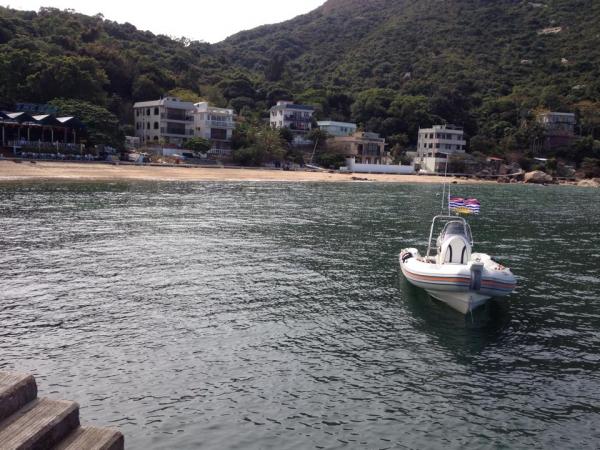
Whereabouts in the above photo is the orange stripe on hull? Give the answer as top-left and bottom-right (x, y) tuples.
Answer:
(403, 267), (515, 289)
(402, 268), (469, 284)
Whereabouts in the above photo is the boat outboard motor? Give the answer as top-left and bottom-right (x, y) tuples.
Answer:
(470, 262), (484, 291)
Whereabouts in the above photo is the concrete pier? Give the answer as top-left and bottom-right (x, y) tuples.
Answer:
(0, 371), (123, 450)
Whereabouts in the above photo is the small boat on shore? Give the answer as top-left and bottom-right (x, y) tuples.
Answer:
(399, 215), (517, 314)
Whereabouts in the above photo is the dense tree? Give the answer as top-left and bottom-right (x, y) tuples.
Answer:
(25, 56), (108, 104)
(168, 88), (202, 103)
(575, 101), (600, 138)
(351, 89), (395, 125)
(265, 54), (286, 82)
(218, 77), (256, 101)
(232, 123), (286, 166)
(229, 96), (255, 113)
(49, 98), (123, 148)
(183, 137), (211, 154)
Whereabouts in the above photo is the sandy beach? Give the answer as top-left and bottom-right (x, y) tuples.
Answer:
(0, 160), (490, 184)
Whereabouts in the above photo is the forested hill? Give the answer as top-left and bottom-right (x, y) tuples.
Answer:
(1, 1), (600, 157)
(220, 0), (600, 160)
(220, 0), (600, 96)
(0, 6), (240, 126)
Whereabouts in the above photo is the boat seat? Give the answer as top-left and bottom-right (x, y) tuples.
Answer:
(438, 235), (471, 265)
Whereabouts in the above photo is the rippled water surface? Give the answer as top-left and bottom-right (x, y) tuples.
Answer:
(1, 181), (599, 449)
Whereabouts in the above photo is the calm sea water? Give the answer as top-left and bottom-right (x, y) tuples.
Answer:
(0, 181), (599, 449)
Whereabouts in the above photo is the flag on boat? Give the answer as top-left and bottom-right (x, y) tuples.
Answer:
(449, 196), (480, 214)
(448, 196), (465, 209)
(464, 198), (481, 214)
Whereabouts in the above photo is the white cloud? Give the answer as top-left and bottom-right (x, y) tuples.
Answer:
(5, 0), (325, 43)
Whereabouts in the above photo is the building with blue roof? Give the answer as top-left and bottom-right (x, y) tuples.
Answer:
(269, 101), (315, 145)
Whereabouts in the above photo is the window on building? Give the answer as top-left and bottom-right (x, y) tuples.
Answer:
(146, 109), (150, 116)
(147, 123), (150, 129)
(154, 107), (159, 115)
(136, 110), (139, 117)
(154, 122), (159, 130)
(211, 128), (227, 140)
(153, 136), (158, 141)
(435, 143), (440, 149)
(136, 123), (140, 130)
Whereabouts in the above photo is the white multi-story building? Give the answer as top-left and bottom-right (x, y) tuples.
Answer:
(193, 102), (235, 156)
(317, 121), (357, 137)
(133, 97), (194, 147)
(270, 101), (315, 144)
(416, 124), (466, 173)
(133, 98), (236, 155)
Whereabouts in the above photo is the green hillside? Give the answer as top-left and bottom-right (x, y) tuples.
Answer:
(0, 6), (242, 130)
(221, 0), (600, 97)
(218, 0), (600, 131)
(1, 1), (600, 167)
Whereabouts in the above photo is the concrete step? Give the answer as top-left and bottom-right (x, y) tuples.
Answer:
(0, 372), (37, 422)
(52, 426), (124, 450)
(0, 398), (79, 450)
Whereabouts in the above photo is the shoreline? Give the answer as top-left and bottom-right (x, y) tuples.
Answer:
(0, 160), (493, 184)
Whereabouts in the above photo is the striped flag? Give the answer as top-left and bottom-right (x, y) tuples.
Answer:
(449, 196), (480, 214)
(464, 198), (481, 214)
(448, 196), (465, 209)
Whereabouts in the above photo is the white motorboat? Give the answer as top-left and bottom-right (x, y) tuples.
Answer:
(399, 215), (517, 314)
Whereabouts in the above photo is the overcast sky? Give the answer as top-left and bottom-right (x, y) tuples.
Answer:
(6, 0), (326, 43)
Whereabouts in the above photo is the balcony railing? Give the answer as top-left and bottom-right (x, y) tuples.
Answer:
(162, 128), (190, 136)
(284, 115), (311, 123)
(206, 120), (235, 128)
(161, 113), (193, 122)
(208, 148), (232, 156)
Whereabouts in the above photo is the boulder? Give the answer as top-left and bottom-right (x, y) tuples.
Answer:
(524, 170), (553, 184)
(577, 178), (600, 187)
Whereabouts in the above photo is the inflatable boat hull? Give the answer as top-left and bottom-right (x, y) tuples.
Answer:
(399, 248), (516, 314)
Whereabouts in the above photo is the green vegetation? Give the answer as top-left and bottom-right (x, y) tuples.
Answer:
(232, 122), (286, 166)
(183, 137), (211, 154)
(49, 98), (123, 148)
(218, 0), (600, 171)
(0, 6), (231, 137)
(2, 1), (600, 172)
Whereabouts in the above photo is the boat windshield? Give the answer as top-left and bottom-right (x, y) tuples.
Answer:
(439, 221), (473, 244)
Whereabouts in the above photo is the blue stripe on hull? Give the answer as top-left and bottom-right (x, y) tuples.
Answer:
(402, 271), (514, 295)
